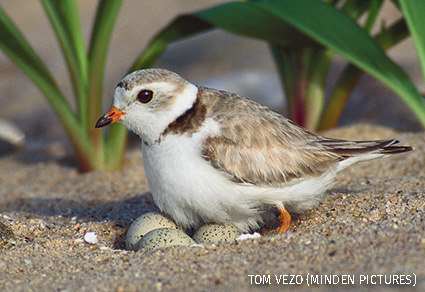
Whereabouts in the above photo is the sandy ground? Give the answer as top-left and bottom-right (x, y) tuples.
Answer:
(1, 1), (424, 291)
(0, 126), (424, 292)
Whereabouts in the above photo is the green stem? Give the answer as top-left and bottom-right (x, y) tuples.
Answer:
(340, 0), (374, 20)
(318, 66), (362, 131)
(40, 0), (89, 128)
(30, 68), (97, 172)
(270, 44), (331, 131)
(0, 4), (98, 171)
(399, 0), (425, 87)
(88, 0), (124, 169)
(363, 0), (383, 33)
(130, 38), (168, 72)
(105, 123), (128, 171)
(319, 19), (410, 131)
(269, 45), (297, 121)
(304, 49), (333, 131)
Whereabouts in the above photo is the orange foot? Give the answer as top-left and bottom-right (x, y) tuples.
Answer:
(277, 205), (291, 234)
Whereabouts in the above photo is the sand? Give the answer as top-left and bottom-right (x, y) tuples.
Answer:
(0, 125), (424, 292)
(1, 1), (424, 291)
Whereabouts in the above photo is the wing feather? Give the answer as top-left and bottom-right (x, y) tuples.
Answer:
(199, 90), (339, 186)
(197, 87), (412, 187)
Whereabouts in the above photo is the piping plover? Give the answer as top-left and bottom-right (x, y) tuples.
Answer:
(96, 69), (413, 233)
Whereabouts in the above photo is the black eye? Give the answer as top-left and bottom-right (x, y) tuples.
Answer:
(137, 90), (154, 103)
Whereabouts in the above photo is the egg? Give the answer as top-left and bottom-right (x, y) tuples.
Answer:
(134, 228), (195, 251)
(193, 223), (241, 244)
(126, 212), (179, 251)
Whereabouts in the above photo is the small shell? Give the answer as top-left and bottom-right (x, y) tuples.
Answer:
(84, 231), (98, 244)
(134, 228), (194, 252)
(236, 232), (261, 241)
(126, 212), (178, 251)
(0, 119), (25, 147)
(193, 223), (241, 244)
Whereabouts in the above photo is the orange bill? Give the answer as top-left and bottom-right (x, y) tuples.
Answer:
(95, 107), (124, 128)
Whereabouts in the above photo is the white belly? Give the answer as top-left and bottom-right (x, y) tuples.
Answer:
(141, 121), (338, 232)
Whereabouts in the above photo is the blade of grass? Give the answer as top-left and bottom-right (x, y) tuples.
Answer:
(0, 5), (74, 134)
(193, 2), (317, 49)
(340, 0), (375, 20)
(319, 18), (410, 130)
(130, 16), (214, 71)
(316, 0), (384, 131)
(0, 5), (97, 170)
(40, 0), (89, 127)
(88, 0), (124, 167)
(270, 0), (375, 130)
(0, 5), (58, 94)
(130, 3), (319, 71)
(291, 50), (306, 126)
(271, 45), (332, 130)
(399, 0), (425, 86)
(255, 0), (425, 128)
(363, 0), (383, 33)
(304, 48), (333, 130)
(134, 0), (425, 129)
(269, 45), (297, 118)
(105, 123), (127, 171)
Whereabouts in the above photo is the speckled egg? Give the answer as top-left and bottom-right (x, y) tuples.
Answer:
(193, 223), (241, 244)
(126, 212), (179, 251)
(134, 228), (195, 251)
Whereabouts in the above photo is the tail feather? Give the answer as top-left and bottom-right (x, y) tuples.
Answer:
(320, 139), (414, 173)
(377, 140), (414, 154)
(321, 139), (413, 158)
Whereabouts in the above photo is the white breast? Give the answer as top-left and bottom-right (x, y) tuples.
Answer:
(141, 119), (339, 231)
(141, 118), (260, 229)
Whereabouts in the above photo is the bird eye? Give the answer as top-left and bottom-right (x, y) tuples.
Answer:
(137, 90), (154, 103)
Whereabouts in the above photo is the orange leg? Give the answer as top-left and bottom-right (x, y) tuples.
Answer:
(277, 205), (291, 233)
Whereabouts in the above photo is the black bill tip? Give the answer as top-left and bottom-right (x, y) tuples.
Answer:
(95, 115), (113, 128)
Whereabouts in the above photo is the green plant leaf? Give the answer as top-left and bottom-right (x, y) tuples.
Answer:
(0, 2), (130, 172)
(105, 123), (127, 171)
(40, 0), (89, 125)
(303, 48), (333, 130)
(0, 6), (52, 84)
(88, 0), (124, 113)
(399, 0), (425, 86)
(130, 2), (319, 71)
(252, 0), (413, 97)
(192, 2), (317, 48)
(130, 16), (214, 71)
(0, 4), (98, 170)
(87, 0), (124, 166)
(363, 0), (383, 33)
(320, 18), (410, 130)
(340, 0), (375, 20)
(0, 4), (76, 133)
(133, 0), (425, 129)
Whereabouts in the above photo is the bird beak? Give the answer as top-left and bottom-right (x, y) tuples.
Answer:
(95, 107), (124, 128)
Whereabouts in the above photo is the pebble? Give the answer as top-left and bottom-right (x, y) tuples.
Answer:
(192, 223), (241, 244)
(134, 228), (195, 252)
(0, 119), (25, 149)
(0, 221), (14, 248)
(126, 212), (179, 251)
(84, 232), (98, 244)
(236, 232), (261, 241)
